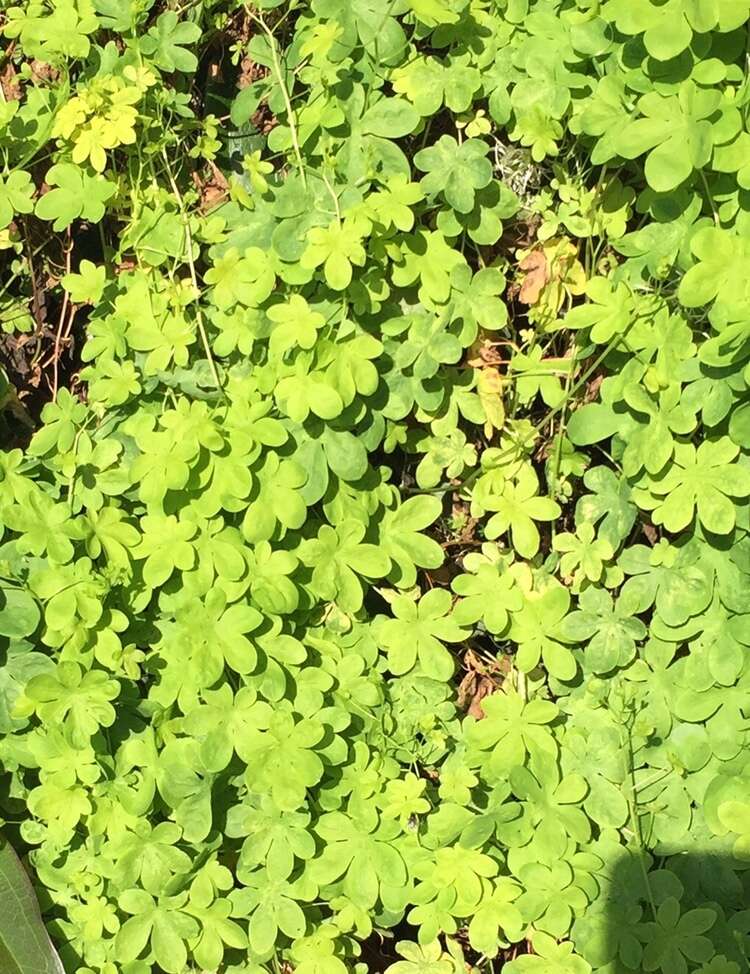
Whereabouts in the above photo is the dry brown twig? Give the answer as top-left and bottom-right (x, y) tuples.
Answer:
(51, 234), (74, 401)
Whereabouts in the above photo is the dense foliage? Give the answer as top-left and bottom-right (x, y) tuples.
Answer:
(1, 0), (750, 972)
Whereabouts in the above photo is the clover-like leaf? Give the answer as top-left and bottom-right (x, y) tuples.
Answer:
(0, 170), (34, 229)
(616, 82), (720, 193)
(466, 691), (559, 776)
(505, 931), (591, 974)
(640, 897), (716, 974)
(648, 438), (750, 535)
(553, 522), (614, 587)
(35, 164), (116, 230)
(240, 705), (326, 810)
(61, 260), (107, 305)
(18, 662), (119, 747)
(379, 589), (469, 681)
(414, 135), (493, 213)
(575, 466), (637, 548)
(452, 559), (523, 634)
(140, 11), (201, 72)
(485, 465), (561, 558)
(116, 890), (199, 974)
(301, 219), (368, 290)
(560, 586), (646, 674)
(300, 520), (391, 612)
(717, 801), (750, 860)
(508, 580), (576, 680)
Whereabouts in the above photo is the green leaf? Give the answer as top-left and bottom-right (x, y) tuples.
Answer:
(301, 219), (367, 290)
(380, 589), (468, 680)
(0, 586), (40, 638)
(0, 171), (35, 229)
(300, 520), (391, 612)
(563, 277), (633, 344)
(378, 495), (444, 588)
(505, 932), (591, 974)
(406, 0), (464, 27)
(452, 558), (523, 634)
(361, 98), (420, 138)
(560, 587), (645, 674)
(140, 11), (201, 72)
(414, 135), (493, 213)
(61, 260), (107, 304)
(508, 579), (575, 680)
(466, 690), (559, 775)
(35, 164), (116, 231)
(484, 465), (560, 558)
(615, 82), (719, 192)
(0, 835), (65, 974)
(678, 227), (745, 309)
(567, 403), (621, 446)
(648, 438), (750, 535)
(575, 466), (637, 548)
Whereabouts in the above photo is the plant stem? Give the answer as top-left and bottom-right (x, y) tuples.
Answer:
(699, 168), (720, 226)
(161, 148), (223, 396)
(246, 8), (307, 190)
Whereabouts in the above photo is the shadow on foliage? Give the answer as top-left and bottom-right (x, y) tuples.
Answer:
(580, 848), (750, 972)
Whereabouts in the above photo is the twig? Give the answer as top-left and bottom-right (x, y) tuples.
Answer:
(52, 234), (74, 402)
(51, 303), (76, 400)
(21, 217), (47, 334)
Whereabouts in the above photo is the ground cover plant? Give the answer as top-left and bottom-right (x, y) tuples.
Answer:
(1, 0), (750, 971)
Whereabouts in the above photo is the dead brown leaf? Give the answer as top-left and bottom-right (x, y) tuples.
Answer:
(238, 55), (266, 89)
(207, 161), (229, 191)
(466, 334), (505, 368)
(0, 60), (21, 101)
(193, 162), (230, 213)
(225, 9), (253, 46)
(200, 185), (227, 212)
(584, 373), (604, 404)
(252, 104), (278, 135)
(518, 249), (549, 305)
(444, 499), (479, 550)
(425, 565), (454, 586)
(29, 59), (59, 83)
(457, 649), (507, 719)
